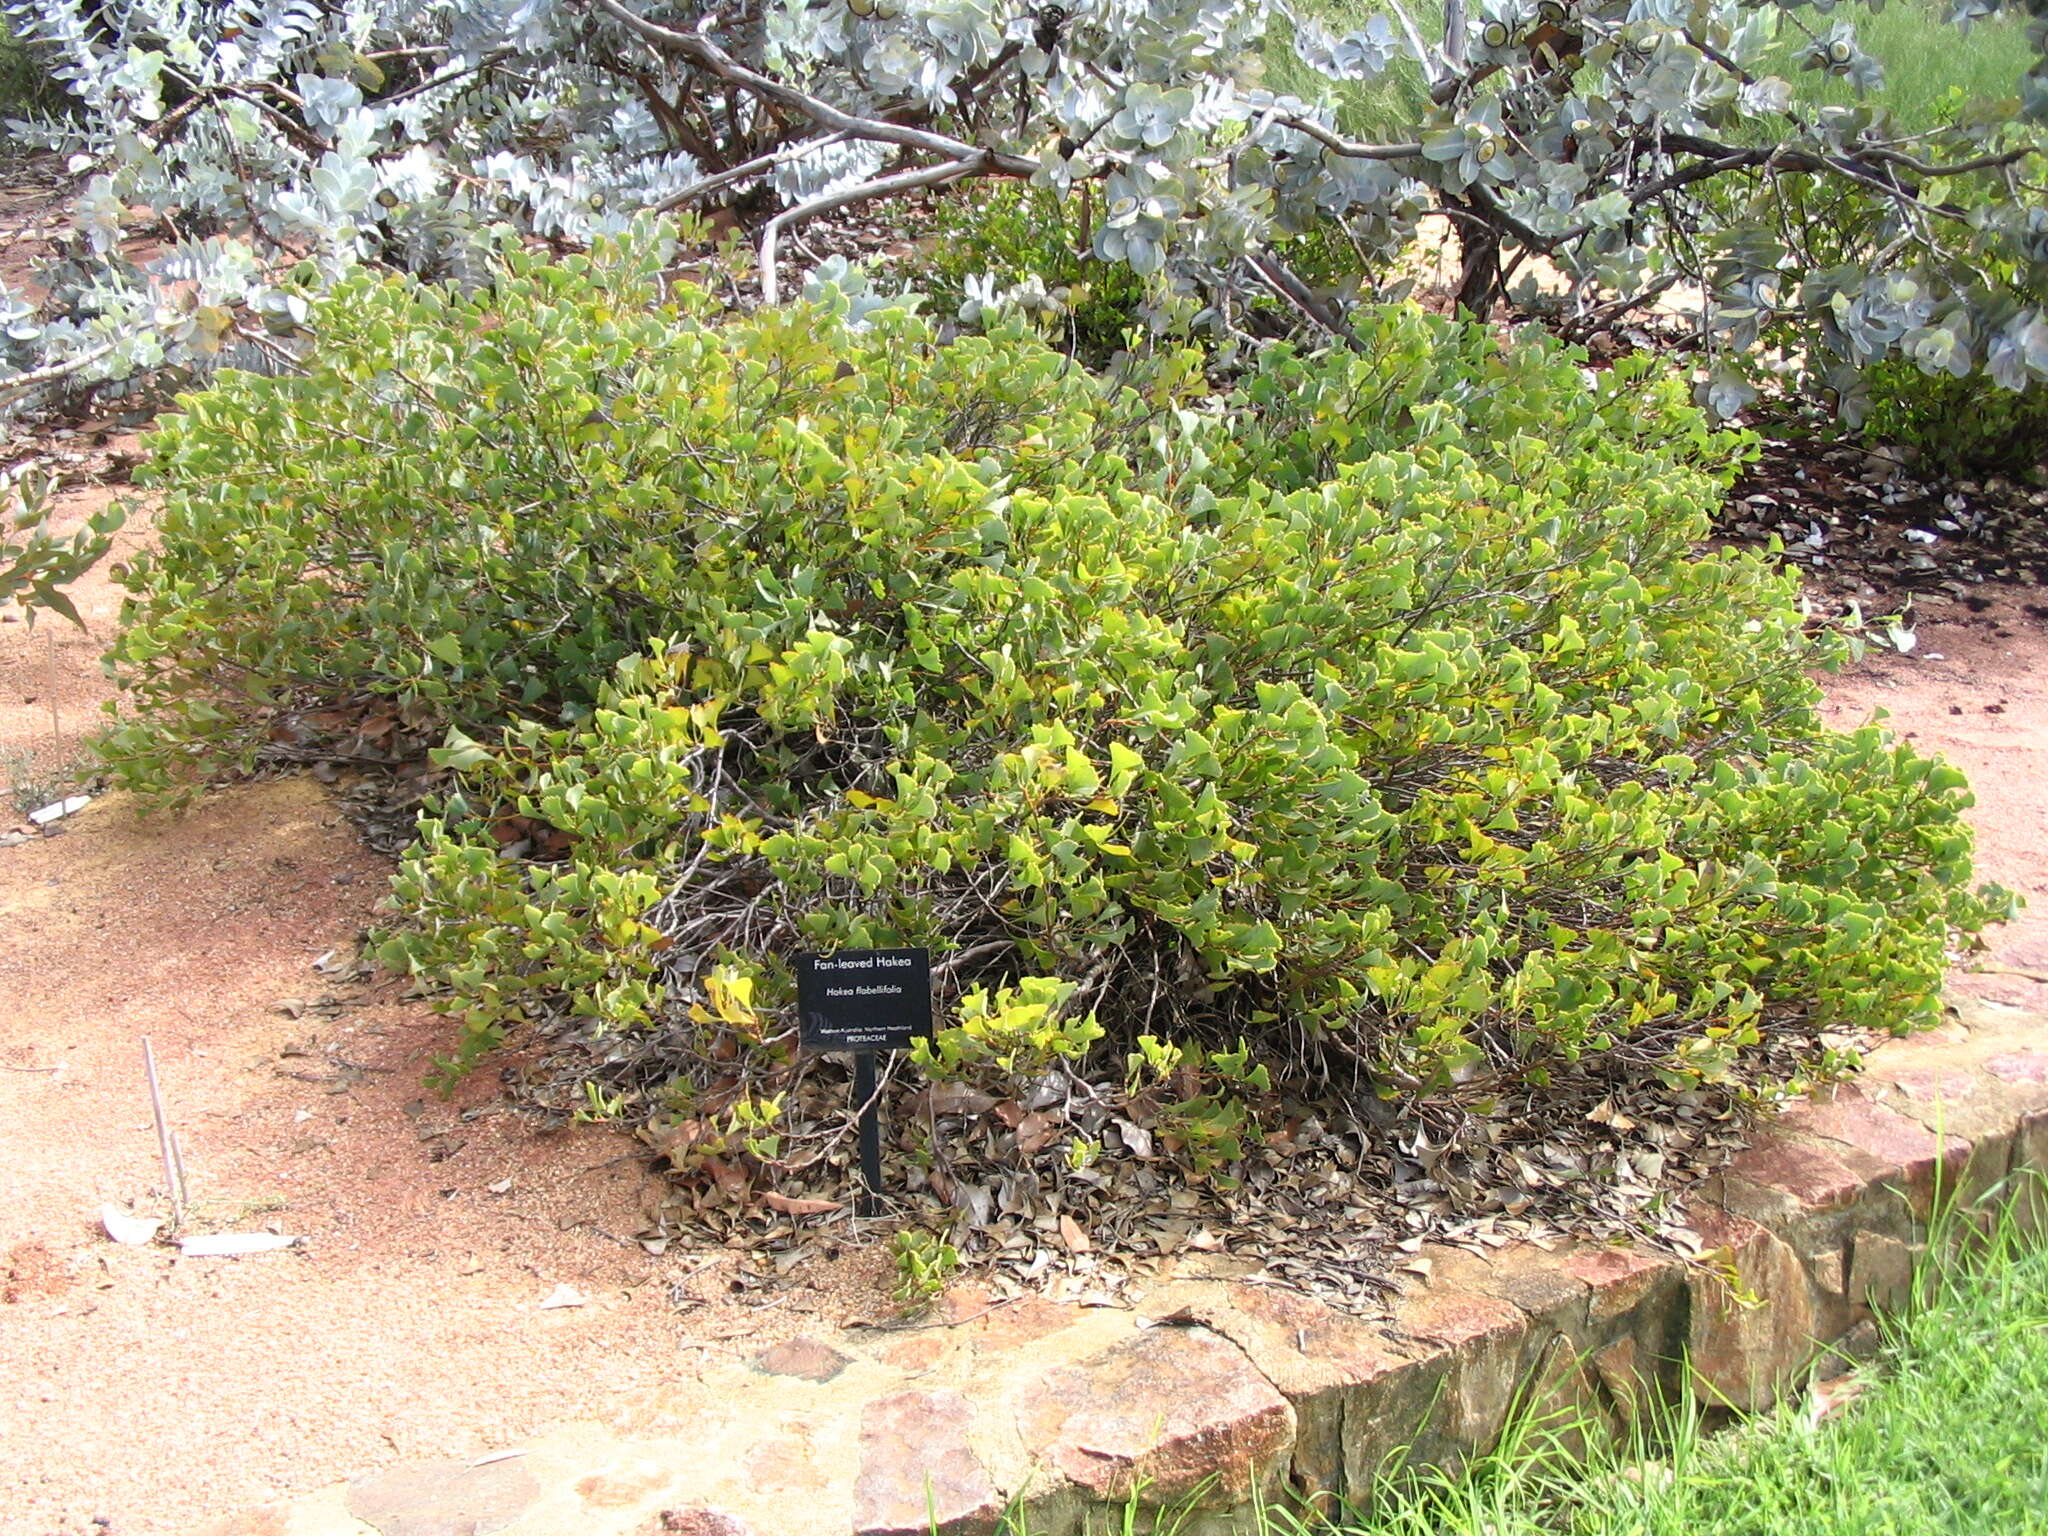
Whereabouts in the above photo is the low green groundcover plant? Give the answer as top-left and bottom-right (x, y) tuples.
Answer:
(101, 227), (2007, 1218)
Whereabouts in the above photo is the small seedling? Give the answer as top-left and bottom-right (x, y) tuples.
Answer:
(890, 1227), (960, 1304)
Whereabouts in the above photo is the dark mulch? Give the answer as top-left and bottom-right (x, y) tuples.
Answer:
(1719, 404), (2048, 623)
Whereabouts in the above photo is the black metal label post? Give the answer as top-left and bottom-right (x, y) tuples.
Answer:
(795, 948), (931, 1216)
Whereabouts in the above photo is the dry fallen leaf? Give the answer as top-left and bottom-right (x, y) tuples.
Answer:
(643, 1117), (711, 1162)
(1058, 1214), (1092, 1254)
(761, 1191), (843, 1217)
(702, 1156), (749, 1201)
(925, 1083), (997, 1117)
(1016, 1111), (1058, 1156)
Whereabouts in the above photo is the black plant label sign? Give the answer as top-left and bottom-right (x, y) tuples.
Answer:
(796, 948), (932, 1053)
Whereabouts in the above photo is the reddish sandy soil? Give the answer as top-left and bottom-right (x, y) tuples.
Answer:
(0, 469), (2042, 1535)
(1818, 592), (2048, 1008)
(0, 481), (887, 1536)
(0, 180), (72, 301)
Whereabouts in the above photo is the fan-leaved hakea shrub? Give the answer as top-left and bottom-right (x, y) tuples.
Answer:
(2, 0), (2044, 420)
(102, 231), (2006, 1235)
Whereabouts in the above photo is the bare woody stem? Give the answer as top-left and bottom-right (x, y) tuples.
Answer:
(587, 0), (1037, 178)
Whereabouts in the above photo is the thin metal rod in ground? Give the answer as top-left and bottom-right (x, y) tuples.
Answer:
(853, 1050), (882, 1219)
(169, 1128), (189, 1213)
(45, 627), (61, 749)
(141, 1038), (185, 1227)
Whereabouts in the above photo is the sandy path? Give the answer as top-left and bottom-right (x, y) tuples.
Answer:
(1817, 593), (2048, 1010)
(0, 482), (883, 1536)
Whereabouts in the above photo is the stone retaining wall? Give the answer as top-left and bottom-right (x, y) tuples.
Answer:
(203, 997), (2048, 1536)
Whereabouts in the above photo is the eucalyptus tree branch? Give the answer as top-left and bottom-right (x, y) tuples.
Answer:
(4, 0), (2042, 408)
(212, 81), (329, 156)
(1660, 132), (2037, 184)
(1457, 128), (2024, 269)
(758, 157), (988, 305)
(1685, 30), (1757, 87)
(586, 0), (1037, 177)
(949, 40), (1024, 111)
(1248, 252), (1346, 337)
(1557, 275), (1685, 342)
(1458, 183), (1549, 254)
(0, 344), (115, 402)
(376, 53), (509, 109)
(1273, 115), (1424, 161)
(1644, 133), (2011, 232)
(653, 133), (853, 213)
(1432, 61), (1499, 106)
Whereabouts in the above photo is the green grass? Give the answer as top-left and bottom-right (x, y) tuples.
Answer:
(1247, 1180), (2048, 1536)
(1762, 0), (2033, 128)
(1267, 0), (2033, 138)
(1259, 1), (1443, 145)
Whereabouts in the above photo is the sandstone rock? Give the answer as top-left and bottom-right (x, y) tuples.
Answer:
(1146, 1281), (1411, 1400)
(852, 1390), (1001, 1536)
(744, 1422), (834, 1497)
(1590, 1336), (1649, 1421)
(1422, 1244), (1587, 1334)
(875, 1333), (952, 1375)
(1518, 1333), (1616, 1457)
(344, 1459), (542, 1536)
(1686, 1211), (1815, 1413)
(1848, 1231), (1918, 1314)
(961, 1294), (1079, 1351)
(2008, 1113), (2048, 1237)
(1797, 1244), (1857, 1343)
(1986, 1050), (2048, 1085)
(932, 1283), (996, 1324)
(1875, 1057), (2036, 1147)
(1721, 1135), (1880, 1214)
(1809, 1249), (1847, 1303)
(195, 1496), (380, 1536)
(192, 1510), (294, 1536)
(1015, 1326), (1293, 1507)
(1880, 1062), (1982, 1104)
(1555, 1245), (1681, 1329)
(1783, 1087), (1942, 1159)
(1139, 1280), (1412, 1500)
(1776, 1089), (1965, 1207)
(574, 1458), (677, 1510)
(754, 1335), (852, 1383)
(1359, 1283), (1526, 1480)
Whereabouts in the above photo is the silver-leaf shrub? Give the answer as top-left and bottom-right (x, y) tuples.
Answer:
(0, 0), (2043, 413)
